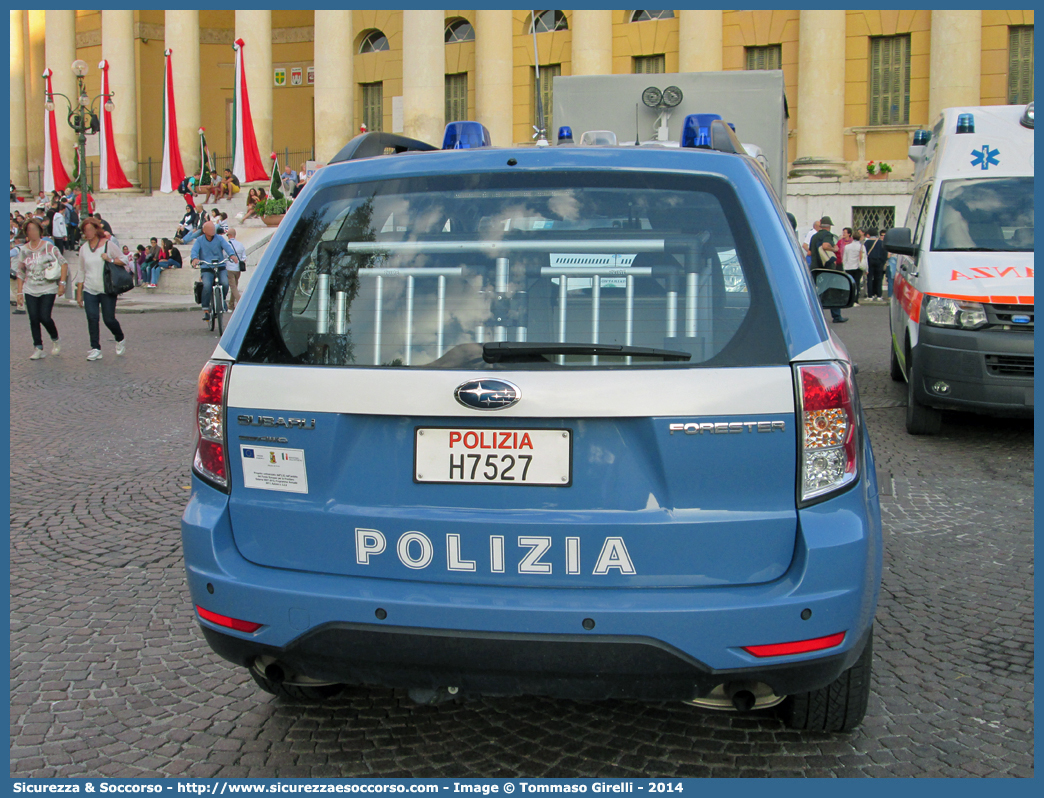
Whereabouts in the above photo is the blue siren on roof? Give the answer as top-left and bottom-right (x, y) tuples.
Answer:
(442, 121), (492, 149)
(956, 113), (975, 134)
(681, 113), (723, 149)
(557, 126), (574, 144)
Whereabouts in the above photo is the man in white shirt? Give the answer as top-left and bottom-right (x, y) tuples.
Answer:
(226, 228), (247, 310)
(802, 220), (820, 266)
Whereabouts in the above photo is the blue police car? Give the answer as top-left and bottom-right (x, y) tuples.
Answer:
(183, 119), (881, 731)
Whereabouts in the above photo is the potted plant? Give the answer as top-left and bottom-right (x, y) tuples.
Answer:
(257, 196), (292, 226)
(878, 162), (893, 177)
(866, 160), (877, 176)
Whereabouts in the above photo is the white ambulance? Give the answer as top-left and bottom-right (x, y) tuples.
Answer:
(885, 103), (1034, 434)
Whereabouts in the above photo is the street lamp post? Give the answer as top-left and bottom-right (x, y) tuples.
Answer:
(44, 59), (115, 219)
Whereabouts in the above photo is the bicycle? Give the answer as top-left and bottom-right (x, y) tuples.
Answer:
(196, 258), (231, 335)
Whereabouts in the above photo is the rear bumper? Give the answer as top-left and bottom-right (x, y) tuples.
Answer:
(182, 445), (881, 700)
(915, 325), (1034, 416)
(202, 621), (873, 701)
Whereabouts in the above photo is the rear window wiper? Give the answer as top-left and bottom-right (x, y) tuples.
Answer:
(482, 342), (692, 363)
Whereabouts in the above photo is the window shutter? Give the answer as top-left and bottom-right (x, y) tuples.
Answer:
(1009, 26), (1034, 104)
(445, 73), (468, 123)
(745, 46), (781, 71)
(869, 35), (910, 126)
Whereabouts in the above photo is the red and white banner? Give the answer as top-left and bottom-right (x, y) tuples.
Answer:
(159, 49), (186, 193)
(42, 69), (71, 194)
(98, 59), (132, 190)
(231, 38), (268, 183)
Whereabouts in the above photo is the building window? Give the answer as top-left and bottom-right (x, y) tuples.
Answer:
(868, 35), (911, 126)
(852, 206), (896, 234)
(362, 82), (383, 132)
(745, 45), (782, 71)
(630, 11), (674, 22)
(445, 18), (475, 44)
(359, 30), (389, 54)
(528, 11), (568, 34)
(1008, 26), (1034, 105)
(533, 64), (562, 137)
(445, 73), (468, 123)
(633, 55), (666, 74)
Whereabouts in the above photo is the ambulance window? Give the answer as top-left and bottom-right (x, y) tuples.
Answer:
(912, 185), (933, 247)
(931, 177), (1034, 252)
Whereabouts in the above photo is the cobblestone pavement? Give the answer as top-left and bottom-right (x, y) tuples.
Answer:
(10, 302), (1033, 778)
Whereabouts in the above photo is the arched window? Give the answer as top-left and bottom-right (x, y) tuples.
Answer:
(630, 11), (675, 23)
(359, 29), (389, 54)
(528, 10), (568, 34)
(445, 18), (475, 44)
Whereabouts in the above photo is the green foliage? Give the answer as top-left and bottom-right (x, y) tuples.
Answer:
(256, 197), (292, 217)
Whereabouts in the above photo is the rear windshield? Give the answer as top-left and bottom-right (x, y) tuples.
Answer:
(931, 177), (1034, 252)
(238, 170), (787, 369)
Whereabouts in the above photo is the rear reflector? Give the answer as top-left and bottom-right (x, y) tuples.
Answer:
(196, 605), (263, 633)
(743, 631), (846, 658)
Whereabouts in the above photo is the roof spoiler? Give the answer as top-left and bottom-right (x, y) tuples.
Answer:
(709, 120), (744, 155)
(329, 132), (438, 164)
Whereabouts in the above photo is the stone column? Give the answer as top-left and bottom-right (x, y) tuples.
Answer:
(102, 9), (140, 186)
(475, 10), (513, 146)
(314, 10), (353, 163)
(10, 11), (30, 192)
(235, 10), (273, 169)
(165, 10), (201, 177)
(571, 10), (612, 76)
(402, 9), (445, 146)
(791, 10), (846, 178)
(929, 10), (982, 121)
(679, 10), (723, 72)
(45, 10), (77, 169)
(26, 10), (46, 183)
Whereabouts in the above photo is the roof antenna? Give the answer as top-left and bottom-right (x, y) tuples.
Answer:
(531, 11), (548, 146)
(635, 103), (641, 146)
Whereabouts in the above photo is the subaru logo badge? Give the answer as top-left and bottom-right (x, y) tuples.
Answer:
(454, 379), (521, 411)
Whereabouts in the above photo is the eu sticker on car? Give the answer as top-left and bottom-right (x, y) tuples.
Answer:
(414, 428), (572, 486)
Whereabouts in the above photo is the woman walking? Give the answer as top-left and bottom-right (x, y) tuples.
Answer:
(13, 218), (67, 360)
(75, 217), (129, 361)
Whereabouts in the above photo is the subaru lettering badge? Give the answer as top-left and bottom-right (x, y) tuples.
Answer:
(454, 379), (521, 411)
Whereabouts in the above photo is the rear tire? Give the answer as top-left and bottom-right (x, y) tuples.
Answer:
(780, 628), (873, 732)
(905, 347), (942, 435)
(249, 669), (345, 701)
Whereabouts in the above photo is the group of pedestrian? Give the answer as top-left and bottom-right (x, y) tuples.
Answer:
(12, 214), (129, 361)
(803, 216), (893, 323)
(177, 168), (241, 208)
(132, 236), (184, 288)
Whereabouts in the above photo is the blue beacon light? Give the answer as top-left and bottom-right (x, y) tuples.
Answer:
(442, 121), (492, 149)
(557, 126), (574, 144)
(681, 113), (722, 148)
(956, 113), (975, 134)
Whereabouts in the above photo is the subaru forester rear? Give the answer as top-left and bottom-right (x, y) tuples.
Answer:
(182, 132), (881, 731)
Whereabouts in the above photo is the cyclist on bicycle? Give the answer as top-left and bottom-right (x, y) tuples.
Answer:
(189, 221), (239, 322)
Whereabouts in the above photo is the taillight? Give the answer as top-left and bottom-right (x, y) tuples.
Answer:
(795, 362), (858, 503)
(193, 361), (230, 490)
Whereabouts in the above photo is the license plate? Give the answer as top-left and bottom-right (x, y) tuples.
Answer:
(414, 427), (572, 486)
